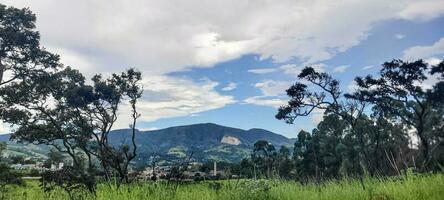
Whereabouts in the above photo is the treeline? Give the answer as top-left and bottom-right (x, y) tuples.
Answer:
(231, 59), (444, 182)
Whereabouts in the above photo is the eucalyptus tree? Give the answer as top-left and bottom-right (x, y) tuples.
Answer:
(252, 140), (277, 178)
(352, 59), (444, 169)
(292, 130), (320, 181)
(276, 67), (370, 175)
(277, 145), (294, 179)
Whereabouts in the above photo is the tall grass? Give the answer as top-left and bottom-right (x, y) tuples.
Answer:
(2, 173), (444, 200)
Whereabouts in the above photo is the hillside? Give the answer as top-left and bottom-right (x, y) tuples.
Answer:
(1, 123), (295, 164)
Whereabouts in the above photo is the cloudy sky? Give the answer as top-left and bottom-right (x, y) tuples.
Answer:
(1, 0), (444, 137)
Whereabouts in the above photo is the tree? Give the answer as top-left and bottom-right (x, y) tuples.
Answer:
(292, 130), (321, 182)
(353, 59), (444, 169)
(0, 142), (23, 199)
(91, 69), (143, 183)
(0, 4), (60, 87)
(2, 67), (99, 194)
(1, 65), (143, 193)
(239, 158), (254, 178)
(0, 142), (5, 162)
(44, 149), (65, 169)
(277, 145), (294, 179)
(276, 66), (370, 176)
(9, 155), (24, 164)
(312, 114), (347, 178)
(252, 140), (276, 178)
(0, 3), (145, 194)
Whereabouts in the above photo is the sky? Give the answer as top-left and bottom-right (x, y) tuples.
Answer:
(1, 0), (444, 138)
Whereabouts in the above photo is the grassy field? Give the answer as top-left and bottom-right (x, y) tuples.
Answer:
(2, 173), (444, 200)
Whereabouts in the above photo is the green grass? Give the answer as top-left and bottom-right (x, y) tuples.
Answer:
(2, 173), (444, 200)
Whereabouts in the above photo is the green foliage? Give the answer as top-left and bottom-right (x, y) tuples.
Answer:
(0, 3), (144, 193)
(353, 59), (444, 170)
(252, 140), (278, 178)
(0, 142), (5, 157)
(276, 59), (444, 181)
(0, 4), (60, 87)
(0, 142), (23, 199)
(43, 149), (65, 168)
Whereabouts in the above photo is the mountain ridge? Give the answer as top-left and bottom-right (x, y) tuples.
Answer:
(1, 123), (296, 164)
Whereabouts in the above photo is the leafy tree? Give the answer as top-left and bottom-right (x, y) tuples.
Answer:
(1, 67), (99, 194)
(252, 140), (277, 178)
(44, 149), (65, 169)
(0, 3), (143, 193)
(276, 66), (370, 175)
(9, 155), (24, 164)
(292, 130), (321, 182)
(0, 4), (60, 87)
(0, 142), (5, 161)
(41, 166), (95, 199)
(0, 142), (23, 199)
(277, 145), (294, 179)
(275, 61), (427, 181)
(312, 115), (347, 178)
(352, 59), (444, 169)
(239, 158), (254, 178)
(2, 66), (143, 188)
(90, 69), (143, 183)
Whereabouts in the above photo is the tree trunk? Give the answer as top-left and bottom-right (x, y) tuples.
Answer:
(0, 60), (5, 85)
(417, 126), (430, 170)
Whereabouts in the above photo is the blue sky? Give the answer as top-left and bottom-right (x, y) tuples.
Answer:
(145, 17), (444, 138)
(1, 0), (444, 137)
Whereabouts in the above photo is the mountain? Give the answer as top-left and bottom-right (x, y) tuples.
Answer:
(1, 123), (295, 164)
(0, 134), (10, 142)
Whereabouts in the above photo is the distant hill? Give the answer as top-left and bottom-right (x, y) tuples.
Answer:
(1, 123), (295, 164)
(0, 134), (10, 142)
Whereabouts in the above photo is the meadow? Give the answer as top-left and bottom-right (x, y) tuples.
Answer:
(2, 173), (443, 200)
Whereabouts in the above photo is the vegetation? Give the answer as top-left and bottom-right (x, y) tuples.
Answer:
(0, 173), (443, 200)
(0, 3), (143, 194)
(272, 60), (443, 181)
(0, 3), (443, 200)
(0, 142), (23, 199)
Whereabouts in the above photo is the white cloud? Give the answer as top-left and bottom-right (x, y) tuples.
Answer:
(4, 0), (444, 75)
(49, 47), (98, 79)
(416, 57), (442, 90)
(248, 68), (277, 74)
(221, 82), (237, 91)
(397, 0), (444, 21)
(424, 57), (443, 66)
(311, 108), (324, 125)
(243, 96), (288, 108)
(243, 80), (291, 108)
(347, 81), (359, 93)
(394, 34), (405, 39)
(139, 127), (159, 131)
(333, 65), (350, 73)
(114, 76), (236, 128)
(254, 80), (293, 96)
(3, 0), (444, 127)
(362, 65), (375, 70)
(402, 38), (444, 91)
(403, 37), (444, 60)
